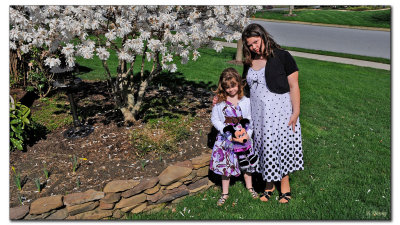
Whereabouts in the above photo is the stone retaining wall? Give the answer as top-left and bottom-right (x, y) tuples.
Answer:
(10, 152), (214, 220)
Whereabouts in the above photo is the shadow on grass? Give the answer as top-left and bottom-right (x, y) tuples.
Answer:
(25, 69), (219, 147)
(74, 64), (93, 76)
(207, 166), (271, 194)
(24, 121), (50, 151)
(370, 12), (391, 23)
(19, 91), (38, 108)
(53, 70), (217, 127)
(137, 71), (216, 122)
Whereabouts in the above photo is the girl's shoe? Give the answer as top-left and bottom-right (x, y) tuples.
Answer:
(278, 192), (291, 204)
(260, 186), (275, 202)
(217, 193), (229, 206)
(247, 187), (258, 199)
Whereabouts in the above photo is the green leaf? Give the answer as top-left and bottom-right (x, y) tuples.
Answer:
(10, 119), (19, 124)
(26, 86), (34, 92)
(10, 124), (18, 133)
(21, 107), (30, 117)
(10, 138), (23, 151)
(22, 117), (30, 125)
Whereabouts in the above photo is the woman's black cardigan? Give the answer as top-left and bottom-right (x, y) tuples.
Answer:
(242, 48), (298, 95)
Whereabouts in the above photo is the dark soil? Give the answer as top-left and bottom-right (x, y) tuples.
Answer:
(9, 75), (218, 208)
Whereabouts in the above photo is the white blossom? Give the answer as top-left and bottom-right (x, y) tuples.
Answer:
(61, 43), (75, 57)
(146, 52), (153, 62)
(66, 56), (75, 67)
(124, 39), (144, 54)
(192, 50), (200, 61)
(164, 63), (177, 73)
(180, 49), (189, 58)
(139, 31), (151, 41)
(20, 44), (30, 54)
(204, 17), (217, 28)
(44, 57), (61, 68)
(78, 45), (94, 59)
(118, 50), (134, 63)
(9, 5), (260, 75)
(224, 34), (234, 43)
(163, 53), (173, 63)
(147, 39), (162, 52)
(10, 41), (17, 50)
(9, 28), (20, 41)
(90, 19), (100, 30)
(22, 32), (33, 43)
(188, 9), (200, 24)
(96, 47), (110, 61)
(232, 31), (242, 41)
(105, 30), (117, 41)
(213, 42), (223, 53)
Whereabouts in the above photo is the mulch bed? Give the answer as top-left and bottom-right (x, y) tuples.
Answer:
(9, 77), (217, 208)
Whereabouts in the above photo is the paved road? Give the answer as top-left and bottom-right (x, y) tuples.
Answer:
(217, 41), (390, 71)
(251, 19), (391, 59)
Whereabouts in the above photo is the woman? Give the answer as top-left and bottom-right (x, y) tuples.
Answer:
(242, 23), (304, 203)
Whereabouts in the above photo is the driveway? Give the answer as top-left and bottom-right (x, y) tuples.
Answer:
(251, 19), (391, 59)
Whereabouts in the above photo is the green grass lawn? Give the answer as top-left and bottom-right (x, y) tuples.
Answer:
(253, 8), (391, 29)
(72, 46), (391, 220)
(282, 46), (391, 64)
(120, 47), (390, 220)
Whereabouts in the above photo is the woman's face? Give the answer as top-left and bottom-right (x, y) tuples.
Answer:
(246, 36), (264, 55)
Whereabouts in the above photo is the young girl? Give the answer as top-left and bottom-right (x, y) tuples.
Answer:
(210, 67), (258, 206)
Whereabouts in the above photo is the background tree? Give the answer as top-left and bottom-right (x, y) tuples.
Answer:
(10, 5), (261, 122)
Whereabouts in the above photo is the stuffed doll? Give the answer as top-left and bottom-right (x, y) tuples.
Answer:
(223, 118), (258, 169)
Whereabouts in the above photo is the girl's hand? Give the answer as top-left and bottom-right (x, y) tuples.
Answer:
(212, 95), (218, 106)
(288, 113), (299, 133)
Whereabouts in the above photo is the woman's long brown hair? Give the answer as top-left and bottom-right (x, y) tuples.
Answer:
(242, 23), (281, 66)
(214, 67), (245, 104)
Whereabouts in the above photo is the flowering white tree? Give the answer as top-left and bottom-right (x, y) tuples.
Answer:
(10, 5), (261, 122)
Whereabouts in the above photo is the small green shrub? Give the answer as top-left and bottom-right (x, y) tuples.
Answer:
(130, 127), (175, 157)
(11, 166), (22, 191)
(43, 163), (49, 179)
(10, 98), (32, 151)
(34, 178), (41, 192)
(26, 70), (49, 98)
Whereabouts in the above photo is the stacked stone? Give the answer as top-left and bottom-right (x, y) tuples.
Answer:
(10, 153), (213, 220)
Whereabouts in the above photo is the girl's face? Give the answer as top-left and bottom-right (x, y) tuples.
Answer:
(246, 36), (264, 55)
(224, 81), (239, 98)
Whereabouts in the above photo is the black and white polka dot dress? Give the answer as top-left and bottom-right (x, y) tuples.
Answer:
(247, 67), (304, 182)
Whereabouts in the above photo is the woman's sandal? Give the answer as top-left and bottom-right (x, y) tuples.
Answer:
(278, 192), (292, 204)
(247, 187), (259, 199)
(217, 193), (229, 206)
(260, 187), (275, 202)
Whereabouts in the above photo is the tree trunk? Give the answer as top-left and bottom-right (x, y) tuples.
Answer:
(235, 38), (243, 63)
(289, 5), (294, 16)
(10, 51), (19, 85)
(119, 53), (162, 123)
(120, 94), (136, 122)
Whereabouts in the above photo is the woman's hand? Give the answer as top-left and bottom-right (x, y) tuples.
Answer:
(288, 113), (299, 132)
(287, 71), (300, 133)
(212, 95), (218, 106)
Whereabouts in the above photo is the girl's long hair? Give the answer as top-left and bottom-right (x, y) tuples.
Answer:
(242, 23), (281, 66)
(214, 67), (244, 103)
